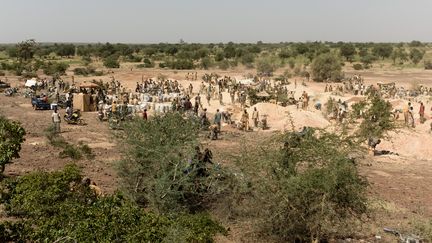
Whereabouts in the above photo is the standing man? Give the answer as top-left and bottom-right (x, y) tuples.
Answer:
(218, 92), (223, 105)
(241, 109), (250, 131)
(214, 109), (222, 132)
(142, 109), (148, 121)
(252, 107), (259, 128)
(403, 102), (411, 126)
(419, 102), (425, 124)
(52, 108), (61, 133)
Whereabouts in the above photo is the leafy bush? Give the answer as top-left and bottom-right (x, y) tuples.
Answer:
(409, 48), (425, 64)
(0, 116), (26, 173)
(256, 56), (277, 74)
(124, 54), (142, 62)
(425, 60), (432, 70)
(42, 61), (69, 75)
(246, 129), (367, 242)
(311, 53), (343, 82)
(218, 60), (230, 70)
(353, 63), (363, 70)
(103, 55), (120, 68)
(136, 58), (155, 68)
(73, 66), (103, 76)
(117, 113), (231, 213)
(44, 126), (94, 160)
(355, 95), (395, 141)
(0, 165), (226, 242)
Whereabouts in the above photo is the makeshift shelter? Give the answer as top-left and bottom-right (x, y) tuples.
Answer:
(78, 82), (99, 89)
(73, 93), (95, 112)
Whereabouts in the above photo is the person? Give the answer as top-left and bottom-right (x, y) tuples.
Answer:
(403, 102), (411, 126)
(52, 108), (61, 133)
(65, 106), (73, 119)
(194, 99), (199, 115)
(252, 107), (259, 128)
(408, 106), (415, 128)
(419, 102), (425, 124)
(200, 108), (209, 127)
(368, 137), (381, 155)
(218, 92), (223, 105)
(241, 109), (249, 131)
(195, 94), (202, 108)
(230, 89), (235, 104)
(112, 101), (118, 115)
(206, 91), (211, 106)
(142, 109), (148, 120)
(214, 109), (222, 132)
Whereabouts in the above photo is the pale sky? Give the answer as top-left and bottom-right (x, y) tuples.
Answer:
(1, 0), (431, 43)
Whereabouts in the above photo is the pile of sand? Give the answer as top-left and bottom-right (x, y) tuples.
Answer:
(380, 122), (432, 161)
(232, 102), (330, 131)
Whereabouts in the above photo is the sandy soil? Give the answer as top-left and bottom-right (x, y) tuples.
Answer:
(1, 65), (432, 241)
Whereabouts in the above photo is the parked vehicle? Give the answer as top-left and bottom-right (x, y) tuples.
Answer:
(31, 97), (51, 110)
(64, 110), (85, 125)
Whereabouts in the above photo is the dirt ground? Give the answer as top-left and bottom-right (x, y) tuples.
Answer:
(1, 66), (432, 242)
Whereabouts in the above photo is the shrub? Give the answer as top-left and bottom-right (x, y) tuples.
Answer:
(44, 126), (93, 160)
(124, 54), (142, 62)
(117, 113), (231, 213)
(353, 63), (363, 70)
(425, 60), (432, 70)
(200, 57), (213, 69)
(218, 60), (230, 70)
(73, 66), (103, 76)
(0, 165), (226, 242)
(103, 55), (120, 68)
(355, 94), (395, 142)
(246, 129), (367, 242)
(0, 70), (5, 76)
(0, 116), (26, 173)
(136, 58), (155, 68)
(42, 61), (69, 75)
(311, 53), (343, 82)
(59, 144), (82, 160)
(256, 56), (277, 74)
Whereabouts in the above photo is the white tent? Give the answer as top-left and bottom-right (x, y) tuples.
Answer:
(25, 79), (37, 87)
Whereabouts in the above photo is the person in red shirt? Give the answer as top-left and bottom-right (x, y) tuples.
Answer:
(419, 102), (425, 123)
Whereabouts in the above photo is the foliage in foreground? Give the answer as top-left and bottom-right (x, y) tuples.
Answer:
(117, 113), (233, 213)
(0, 115), (26, 173)
(239, 129), (368, 242)
(0, 164), (226, 242)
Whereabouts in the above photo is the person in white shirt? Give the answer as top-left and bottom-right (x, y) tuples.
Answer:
(51, 108), (61, 133)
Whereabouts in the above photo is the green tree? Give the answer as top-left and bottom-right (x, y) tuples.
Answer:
(103, 55), (120, 68)
(372, 44), (393, 59)
(409, 48), (425, 65)
(0, 116), (26, 173)
(55, 44), (75, 57)
(16, 39), (37, 62)
(311, 53), (343, 82)
(339, 43), (357, 62)
(360, 54), (377, 69)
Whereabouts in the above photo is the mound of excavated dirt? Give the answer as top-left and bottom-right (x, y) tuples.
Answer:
(380, 122), (432, 161)
(232, 102), (330, 131)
